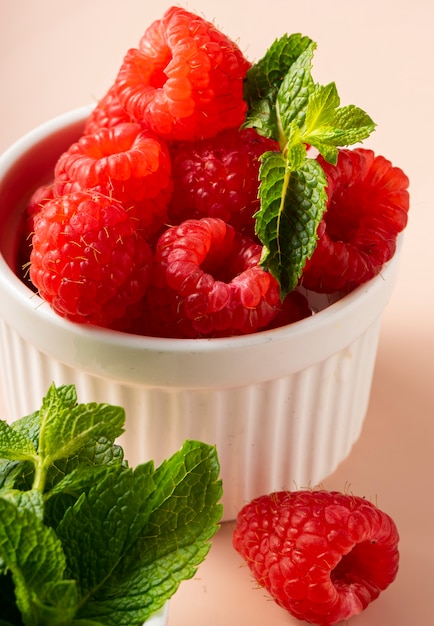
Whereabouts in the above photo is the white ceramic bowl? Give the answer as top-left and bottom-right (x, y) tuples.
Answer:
(0, 108), (401, 520)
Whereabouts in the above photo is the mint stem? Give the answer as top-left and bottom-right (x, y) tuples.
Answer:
(32, 456), (48, 493)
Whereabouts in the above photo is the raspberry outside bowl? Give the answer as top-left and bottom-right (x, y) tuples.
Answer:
(0, 107), (401, 521)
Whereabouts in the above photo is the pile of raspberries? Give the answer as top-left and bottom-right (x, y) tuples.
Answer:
(24, 6), (409, 338)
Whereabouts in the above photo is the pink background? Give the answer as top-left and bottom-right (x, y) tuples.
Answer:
(1, 1), (433, 624)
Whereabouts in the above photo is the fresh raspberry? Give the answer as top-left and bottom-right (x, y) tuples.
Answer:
(113, 6), (250, 141)
(53, 122), (173, 240)
(29, 190), (153, 328)
(168, 127), (279, 237)
(263, 289), (313, 329)
(301, 148), (410, 293)
(84, 85), (132, 135)
(233, 490), (400, 625)
(17, 182), (56, 274)
(144, 217), (281, 338)
(24, 182), (56, 236)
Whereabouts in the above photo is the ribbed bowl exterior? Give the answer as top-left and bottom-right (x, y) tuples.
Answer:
(0, 313), (381, 520)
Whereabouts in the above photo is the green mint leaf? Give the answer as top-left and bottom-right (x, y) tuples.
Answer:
(70, 441), (222, 625)
(245, 33), (315, 100)
(0, 490), (45, 580)
(26, 579), (78, 626)
(0, 497), (75, 625)
(301, 82), (376, 163)
(276, 43), (315, 142)
(38, 384), (125, 464)
(100, 440), (222, 624)
(0, 407), (43, 463)
(69, 622), (105, 626)
(0, 438), (123, 506)
(45, 464), (125, 532)
(0, 420), (36, 462)
(0, 457), (35, 491)
(331, 104), (376, 144)
(0, 412), (39, 490)
(303, 81), (341, 133)
(47, 465), (116, 500)
(0, 488), (44, 520)
(5, 385), (77, 452)
(45, 436), (125, 495)
(311, 142), (339, 164)
(56, 464), (156, 602)
(256, 151), (328, 297)
(243, 33), (314, 139)
(147, 439), (223, 522)
(43, 437), (126, 530)
(0, 410), (41, 493)
(285, 123), (308, 171)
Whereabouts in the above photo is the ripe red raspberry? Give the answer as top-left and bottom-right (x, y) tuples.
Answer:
(29, 190), (153, 328)
(233, 490), (400, 625)
(53, 122), (173, 240)
(113, 6), (250, 141)
(17, 182), (56, 273)
(264, 289), (313, 329)
(144, 217), (281, 338)
(84, 85), (132, 135)
(301, 148), (410, 293)
(24, 182), (56, 236)
(168, 127), (279, 237)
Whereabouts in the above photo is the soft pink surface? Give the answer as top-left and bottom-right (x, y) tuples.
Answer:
(1, 1), (433, 624)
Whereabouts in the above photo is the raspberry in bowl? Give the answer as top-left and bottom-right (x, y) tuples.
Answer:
(0, 7), (409, 521)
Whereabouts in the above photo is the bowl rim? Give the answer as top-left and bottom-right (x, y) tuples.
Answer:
(0, 107), (402, 388)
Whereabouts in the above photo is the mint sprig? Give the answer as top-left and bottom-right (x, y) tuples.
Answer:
(0, 384), (223, 626)
(246, 34), (377, 297)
